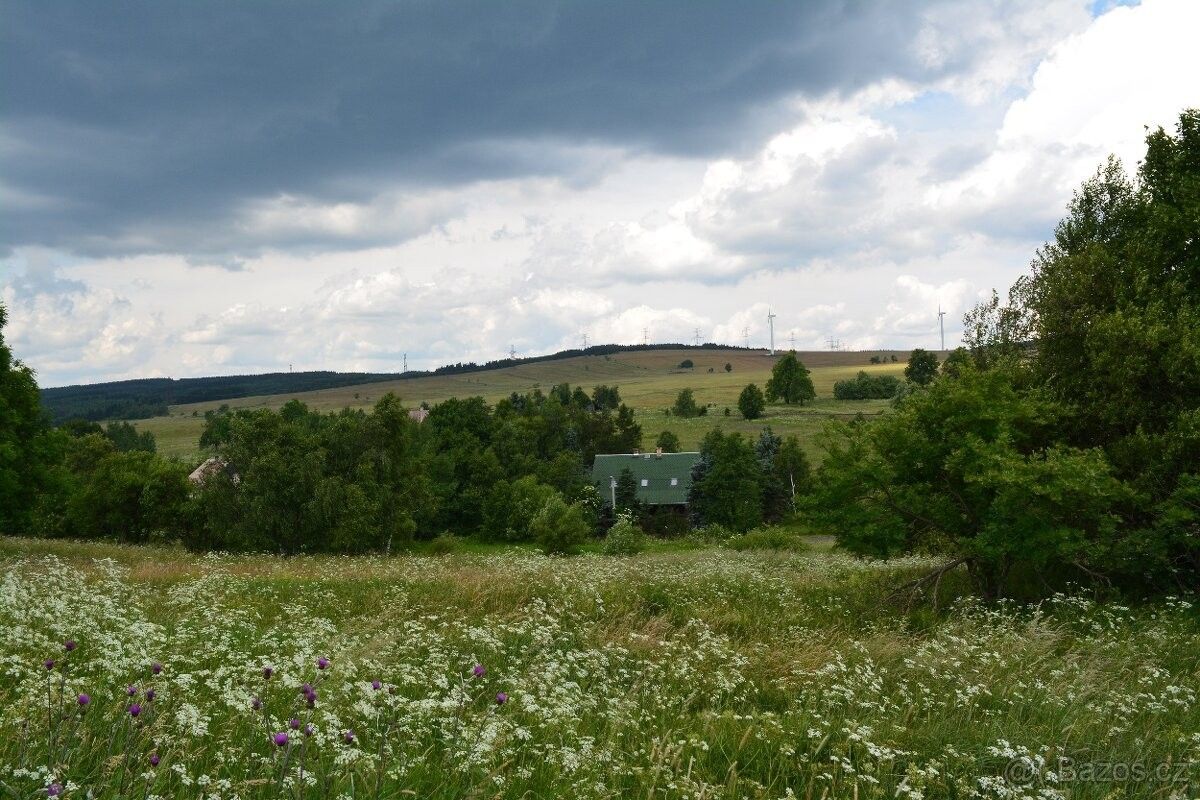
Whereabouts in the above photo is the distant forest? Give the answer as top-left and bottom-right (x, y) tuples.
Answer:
(40, 342), (752, 422)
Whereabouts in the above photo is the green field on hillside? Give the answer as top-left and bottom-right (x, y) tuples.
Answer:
(2, 536), (1195, 799)
(133, 348), (909, 461)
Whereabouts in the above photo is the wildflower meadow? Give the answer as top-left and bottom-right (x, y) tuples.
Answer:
(1, 537), (1196, 799)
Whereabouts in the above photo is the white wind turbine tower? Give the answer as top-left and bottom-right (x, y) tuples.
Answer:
(938, 304), (947, 352)
(767, 309), (777, 355)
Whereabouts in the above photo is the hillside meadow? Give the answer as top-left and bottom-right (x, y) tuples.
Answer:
(2, 536), (1197, 799)
(132, 348), (910, 460)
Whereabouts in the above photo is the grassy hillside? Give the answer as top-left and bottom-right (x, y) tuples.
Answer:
(2, 536), (1194, 799)
(133, 348), (912, 461)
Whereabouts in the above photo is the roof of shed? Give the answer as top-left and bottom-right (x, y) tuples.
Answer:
(591, 452), (701, 505)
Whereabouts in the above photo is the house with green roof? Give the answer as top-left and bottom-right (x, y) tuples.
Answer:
(591, 449), (701, 507)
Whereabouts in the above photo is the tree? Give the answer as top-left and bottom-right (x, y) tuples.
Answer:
(724, 362), (733, 373)
(613, 467), (641, 515)
(678, 359), (694, 369)
(964, 109), (1200, 589)
(687, 430), (763, 532)
(481, 476), (558, 542)
(655, 430), (681, 453)
(774, 436), (811, 515)
(905, 349), (940, 386)
(672, 388), (700, 418)
(0, 302), (60, 535)
(591, 385), (621, 411)
(810, 365), (1131, 599)
(765, 352), (815, 405)
(737, 383), (765, 420)
(103, 421), (156, 452)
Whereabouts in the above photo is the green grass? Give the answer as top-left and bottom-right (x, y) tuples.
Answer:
(133, 348), (906, 461)
(1, 536), (1196, 799)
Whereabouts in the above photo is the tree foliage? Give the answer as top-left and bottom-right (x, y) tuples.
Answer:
(737, 383), (766, 420)
(904, 349), (940, 386)
(765, 352), (815, 405)
(0, 303), (61, 535)
(833, 371), (901, 400)
(672, 388), (701, 418)
(655, 430), (681, 453)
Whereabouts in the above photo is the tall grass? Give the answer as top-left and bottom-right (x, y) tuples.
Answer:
(0, 537), (1196, 798)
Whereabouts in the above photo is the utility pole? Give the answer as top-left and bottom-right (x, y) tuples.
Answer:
(767, 309), (777, 355)
(508, 344), (516, 360)
(742, 326), (750, 349)
(609, 475), (616, 509)
(938, 304), (947, 352)
(693, 328), (701, 347)
(642, 327), (648, 346)
(581, 332), (589, 349)
(402, 353), (407, 372)
(789, 331), (796, 350)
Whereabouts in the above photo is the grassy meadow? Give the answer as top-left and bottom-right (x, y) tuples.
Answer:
(2, 535), (1197, 799)
(133, 348), (909, 460)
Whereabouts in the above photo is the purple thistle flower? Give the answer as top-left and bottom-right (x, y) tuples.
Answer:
(126, 685), (138, 697)
(343, 729), (355, 743)
(251, 696), (263, 711)
(63, 640), (76, 652)
(128, 703), (142, 717)
(300, 683), (312, 694)
(473, 664), (486, 678)
(371, 679), (382, 691)
(44, 659), (55, 670)
(149, 753), (160, 767)
(144, 689), (156, 702)
(273, 731), (289, 747)
(495, 692), (508, 705)
(289, 718), (301, 730)
(77, 693), (91, 707)
(151, 662), (162, 675)
(303, 723), (314, 737)
(46, 784), (63, 797)
(317, 657), (329, 670)
(262, 665), (273, 680)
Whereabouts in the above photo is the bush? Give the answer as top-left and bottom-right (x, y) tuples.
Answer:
(531, 496), (591, 555)
(724, 525), (809, 552)
(423, 532), (462, 555)
(678, 359), (694, 369)
(833, 371), (901, 400)
(602, 512), (646, 555)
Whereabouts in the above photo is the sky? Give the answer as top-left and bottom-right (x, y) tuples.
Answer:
(1, 0), (1197, 386)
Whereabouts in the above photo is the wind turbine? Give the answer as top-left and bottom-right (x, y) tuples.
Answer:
(767, 309), (777, 355)
(938, 304), (947, 352)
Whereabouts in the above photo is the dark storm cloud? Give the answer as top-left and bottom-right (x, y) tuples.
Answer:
(2, 0), (976, 258)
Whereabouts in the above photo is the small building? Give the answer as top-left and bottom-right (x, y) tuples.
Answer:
(591, 449), (701, 507)
(188, 456), (239, 486)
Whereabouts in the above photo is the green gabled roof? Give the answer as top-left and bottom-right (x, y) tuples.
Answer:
(591, 452), (701, 506)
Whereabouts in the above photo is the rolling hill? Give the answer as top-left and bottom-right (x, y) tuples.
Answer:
(124, 346), (914, 461)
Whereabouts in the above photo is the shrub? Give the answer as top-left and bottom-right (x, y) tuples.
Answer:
(531, 496), (590, 555)
(724, 525), (809, 552)
(602, 512), (646, 555)
(424, 532), (462, 555)
(678, 359), (694, 369)
(832, 371), (901, 400)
